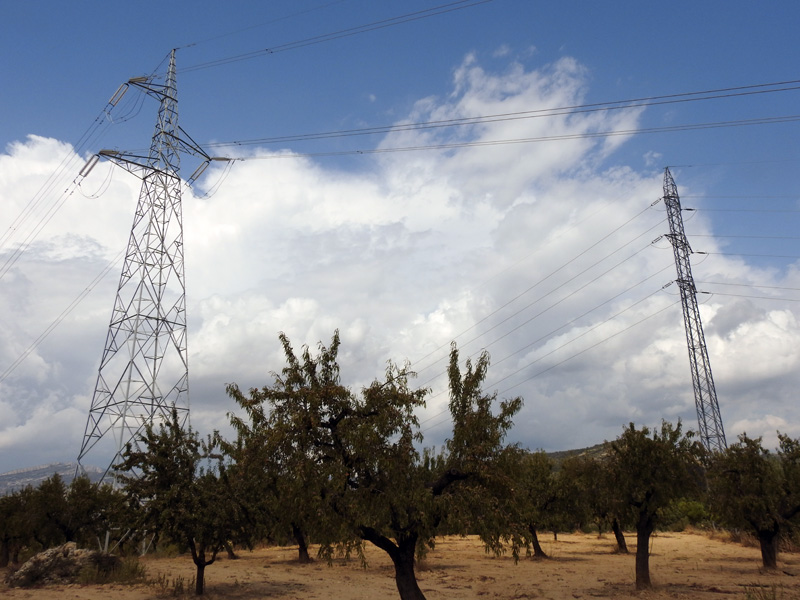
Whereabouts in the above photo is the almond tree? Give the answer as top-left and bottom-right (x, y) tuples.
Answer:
(116, 409), (234, 595)
(0, 490), (28, 567)
(562, 454), (629, 553)
(226, 333), (521, 600)
(708, 433), (800, 569)
(608, 421), (704, 589)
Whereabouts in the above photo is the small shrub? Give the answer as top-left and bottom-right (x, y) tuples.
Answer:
(152, 543), (182, 558)
(744, 584), (800, 600)
(150, 573), (196, 597)
(77, 555), (146, 585)
(729, 529), (759, 548)
(659, 498), (711, 531)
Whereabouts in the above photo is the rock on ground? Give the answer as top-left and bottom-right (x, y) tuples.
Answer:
(6, 542), (117, 587)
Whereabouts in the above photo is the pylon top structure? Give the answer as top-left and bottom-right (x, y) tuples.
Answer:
(77, 50), (201, 479)
(662, 167), (727, 452)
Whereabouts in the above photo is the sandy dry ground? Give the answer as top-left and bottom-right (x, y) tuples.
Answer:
(3, 531), (800, 599)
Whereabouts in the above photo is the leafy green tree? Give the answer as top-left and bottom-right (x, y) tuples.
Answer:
(227, 333), (521, 600)
(0, 490), (29, 566)
(224, 332), (351, 562)
(562, 454), (629, 553)
(511, 451), (558, 558)
(25, 474), (70, 547)
(708, 433), (800, 569)
(608, 421), (703, 589)
(65, 475), (130, 549)
(116, 409), (235, 595)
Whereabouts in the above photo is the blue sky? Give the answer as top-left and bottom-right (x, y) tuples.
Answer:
(1, 0), (799, 473)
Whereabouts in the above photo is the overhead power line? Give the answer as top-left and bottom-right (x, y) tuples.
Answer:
(180, 0), (496, 73)
(409, 203), (661, 378)
(216, 114), (800, 161)
(696, 281), (800, 292)
(701, 292), (800, 303)
(188, 80), (800, 152)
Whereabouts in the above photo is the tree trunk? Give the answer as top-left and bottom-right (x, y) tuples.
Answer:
(634, 513), (654, 590)
(0, 539), (9, 568)
(195, 561), (206, 596)
(611, 518), (628, 554)
(528, 526), (548, 559)
(189, 540), (218, 596)
(392, 536), (426, 600)
(224, 541), (238, 560)
(292, 523), (312, 563)
(360, 527), (426, 600)
(757, 528), (780, 569)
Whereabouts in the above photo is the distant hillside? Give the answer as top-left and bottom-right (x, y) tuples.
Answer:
(0, 462), (103, 495)
(547, 441), (611, 466)
(0, 445), (609, 495)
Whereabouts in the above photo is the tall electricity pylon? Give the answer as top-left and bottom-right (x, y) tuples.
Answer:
(76, 50), (207, 479)
(663, 167), (727, 452)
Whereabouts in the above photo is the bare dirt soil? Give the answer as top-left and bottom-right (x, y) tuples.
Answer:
(3, 531), (799, 599)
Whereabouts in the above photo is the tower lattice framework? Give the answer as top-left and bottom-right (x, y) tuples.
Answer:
(77, 50), (190, 478)
(663, 167), (726, 452)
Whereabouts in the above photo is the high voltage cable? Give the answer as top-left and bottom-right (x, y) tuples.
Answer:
(219, 114), (800, 161)
(420, 295), (681, 433)
(420, 283), (676, 426)
(489, 264), (675, 371)
(0, 250), (124, 383)
(178, 0), (349, 49)
(474, 239), (665, 355)
(0, 82), (149, 281)
(700, 291), (800, 303)
(408, 203), (661, 378)
(179, 0), (496, 73)
(416, 234), (669, 394)
(692, 208), (800, 213)
(690, 234), (800, 240)
(684, 195), (800, 200)
(415, 218), (668, 387)
(396, 179), (658, 382)
(186, 81), (800, 152)
(704, 252), (800, 259)
(493, 299), (681, 399)
(696, 281), (800, 292)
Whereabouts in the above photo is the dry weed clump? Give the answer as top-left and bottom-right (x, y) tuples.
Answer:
(708, 527), (759, 548)
(149, 572), (196, 598)
(744, 584), (800, 600)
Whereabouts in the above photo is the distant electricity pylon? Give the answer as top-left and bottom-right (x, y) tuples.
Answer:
(662, 167), (727, 452)
(76, 50), (215, 479)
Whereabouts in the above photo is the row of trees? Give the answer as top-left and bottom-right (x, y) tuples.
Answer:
(3, 331), (800, 598)
(0, 473), (127, 567)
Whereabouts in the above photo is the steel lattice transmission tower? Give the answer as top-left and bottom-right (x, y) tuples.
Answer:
(77, 50), (201, 478)
(662, 167), (727, 452)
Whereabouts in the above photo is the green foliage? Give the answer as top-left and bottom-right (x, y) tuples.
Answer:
(0, 489), (29, 566)
(523, 452), (560, 556)
(610, 421), (704, 523)
(659, 498), (711, 531)
(608, 420), (704, 589)
(707, 432), (800, 568)
(224, 331), (358, 560)
(76, 555), (146, 585)
(558, 454), (612, 532)
(0, 474), (128, 567)
(116, 408), (236, 595)
(225, 333), (521, 600)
